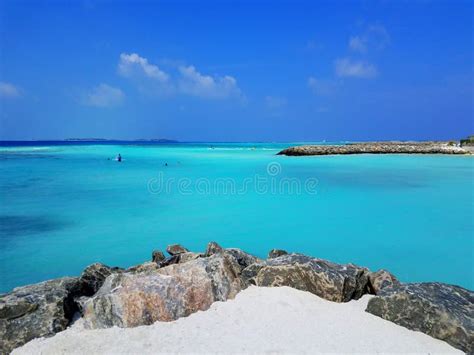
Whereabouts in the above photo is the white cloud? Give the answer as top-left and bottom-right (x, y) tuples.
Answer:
(117, 52), (242, 100)
(335, 58), (377, 79)
(178, 65), (241, 99)
(349, 24), (390, 53)
(308, 77), (338, 95)
(118, 53), (169, 82)
(265, 95), (287, 109)
(0, 82), (21, 98)
(349, 36), (367, 53)
(83, 84), (124, 107)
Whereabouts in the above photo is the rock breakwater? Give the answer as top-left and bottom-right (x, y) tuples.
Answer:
(278, 141), (470, 156)
(1, 242), (472, 353)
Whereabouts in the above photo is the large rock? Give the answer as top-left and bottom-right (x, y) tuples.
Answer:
(242, 254), (370, 302)
(177, 252), (202, 264)
(205, 241), (224, 256)
(82, 253), (245, 328)
(366, 282), (474, 353)
(79, 263), (123, 296)
(367, 269), (400, 294)
(166, 244), (189, 256)
(0, 277), (83, 354)
(268, 249), (288, 259)
(157, 252), (202, 268)
(151, 250), (165, 263)
(126, 261), (161, 274)
(225, 248), (261, 271)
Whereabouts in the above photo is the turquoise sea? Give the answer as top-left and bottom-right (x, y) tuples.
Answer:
(0, 142), (473, 292)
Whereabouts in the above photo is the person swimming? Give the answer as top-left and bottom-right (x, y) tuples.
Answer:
(117, 154), (122, 162)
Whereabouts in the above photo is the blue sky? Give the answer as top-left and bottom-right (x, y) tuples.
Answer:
(0, 0), (472, 141)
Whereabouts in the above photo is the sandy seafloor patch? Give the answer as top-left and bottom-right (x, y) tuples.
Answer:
(14, 286), (462, 354)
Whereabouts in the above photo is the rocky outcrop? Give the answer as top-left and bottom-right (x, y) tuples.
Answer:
(166, 244), (189, 256)
(242, 254), (370, 302)
(278, 141), (470, 156)
(3, 242), (472, 353)
(177, 252), (202, 263)
(79, 263), (123, 296)
(157, 252), (202, 268)
(127, 261), (161, 274)
(0, 277), (84, 354)
(268, 249), (288, 259)
(151, 250), (165, 263)
(205, 241), (224, 256)
(81, 253), (245, 328)
(367, 269), (400, 294)
(224, 248), (261, 271)
(366, 282), (474, 353)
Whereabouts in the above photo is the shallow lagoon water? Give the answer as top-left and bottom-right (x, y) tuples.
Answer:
(0, 142), (473, 292)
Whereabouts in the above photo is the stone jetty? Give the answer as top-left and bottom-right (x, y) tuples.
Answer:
(277, 141), (471, 156)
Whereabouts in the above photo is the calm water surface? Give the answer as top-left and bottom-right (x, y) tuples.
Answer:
(0, 142), (473, 292)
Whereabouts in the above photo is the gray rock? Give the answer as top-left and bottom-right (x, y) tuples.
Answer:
(151, 250), (166, 263)
(158, 254), (181, 267)
(82, 253), (245, 328)
(242, 254), (370, 302)
(268, 249), (288, 259)
(205, 241), (224, 256)
(74, 295), (90, 315)
(367, 269), (400, 294)
(166, 244), (189, 256)
(157, 252), (202, 268)
(79, 263), (123, 296)
(0, 300), (38, 320)
(178, 252), (202, 263)
(127, 262), (160, 274)
(366, 282), (474, 353)
(224, 248), (261, 271)
(0, 277), (83, 354)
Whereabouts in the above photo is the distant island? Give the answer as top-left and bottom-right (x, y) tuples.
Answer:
(63, 138), (110, 142)
(278, 140), (473, 156)
(133, 138), (179, 143)
(64, 138), (178, 143)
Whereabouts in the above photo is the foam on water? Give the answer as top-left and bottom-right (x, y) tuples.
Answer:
(0, 142), (473, 292)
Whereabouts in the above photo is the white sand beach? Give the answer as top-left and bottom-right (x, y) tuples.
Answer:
(13, 286), (461, 354)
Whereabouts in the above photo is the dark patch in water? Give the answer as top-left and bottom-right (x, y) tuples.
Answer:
(1, 177), (47, 189)
(0, 182), (30, 190)
(0, 153), (61, 161)
(0, 215), (69, 237)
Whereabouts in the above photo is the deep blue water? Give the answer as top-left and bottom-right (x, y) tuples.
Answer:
(0, 142), (473, 292)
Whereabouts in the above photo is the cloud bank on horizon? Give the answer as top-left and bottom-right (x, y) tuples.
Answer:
(0, 1), (472, 141)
